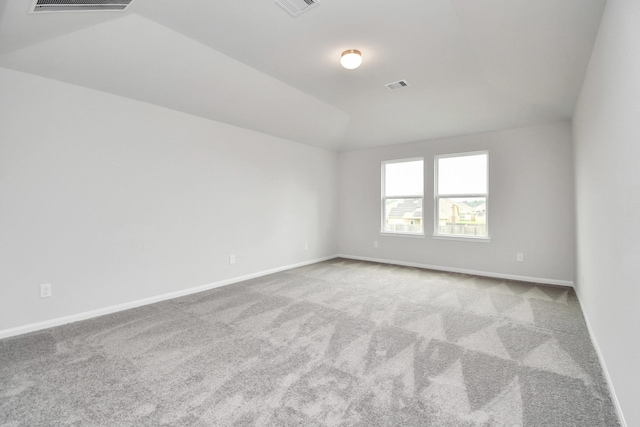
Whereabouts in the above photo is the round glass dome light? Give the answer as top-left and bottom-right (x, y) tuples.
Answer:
(340, 49), (362, 70)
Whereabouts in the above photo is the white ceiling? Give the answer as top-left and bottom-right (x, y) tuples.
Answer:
(0, 0), (606, 151)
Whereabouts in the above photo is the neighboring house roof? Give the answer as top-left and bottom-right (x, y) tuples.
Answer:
(439, 198), (469, 215)
(388, 199), (422, 219)
(389, 199), (482, 219)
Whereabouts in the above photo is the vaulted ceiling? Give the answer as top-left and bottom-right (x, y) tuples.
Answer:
(0, 0), (607, 151)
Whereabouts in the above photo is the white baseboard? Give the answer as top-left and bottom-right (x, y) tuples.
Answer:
(0, 255), (338, 340)
(573, 290), (627, 427)
(337, 254), (574, 287)
(5, 253), (621, 423)
(0, 253), (574, 339)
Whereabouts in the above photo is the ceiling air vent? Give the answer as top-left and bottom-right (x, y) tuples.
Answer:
(385, 80), (410, 90)
(275, 0), (320, 17)
(31, 0), (135, 13)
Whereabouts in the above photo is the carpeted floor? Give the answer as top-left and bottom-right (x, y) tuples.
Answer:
(0, 258), (620, 426)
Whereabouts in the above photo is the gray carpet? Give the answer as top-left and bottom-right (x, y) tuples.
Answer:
(0, 258), (620, 426)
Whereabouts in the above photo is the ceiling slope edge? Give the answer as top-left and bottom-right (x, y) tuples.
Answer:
(0, 14), (350, 150)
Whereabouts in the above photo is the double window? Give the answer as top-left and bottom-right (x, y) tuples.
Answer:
(381, 158), (424, 235)
(381, 152), (488, 239)
(434, 152), (488, 239)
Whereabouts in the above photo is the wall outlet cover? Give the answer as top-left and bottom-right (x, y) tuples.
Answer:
(40, 283), (52, 298)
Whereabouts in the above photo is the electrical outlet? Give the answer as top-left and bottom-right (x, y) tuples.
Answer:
(517, 253), (524, 262)
(374, 241), (379, 248)
(40, 283), (52, 298)
(304, 242), (308, 250)
(229, 254), (236, 264)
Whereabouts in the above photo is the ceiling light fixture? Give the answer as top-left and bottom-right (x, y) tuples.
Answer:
(340, 49), (362, 70)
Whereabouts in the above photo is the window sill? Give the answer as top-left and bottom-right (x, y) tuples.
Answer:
(380, 232), (426, 239)
(432, 234), (491, 243)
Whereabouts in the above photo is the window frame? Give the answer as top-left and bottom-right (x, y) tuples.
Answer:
(381, 157), (425, 237)
(433, 151), (490, 241)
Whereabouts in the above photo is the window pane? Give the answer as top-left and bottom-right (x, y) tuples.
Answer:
(437, 154), (487, 195)
(383, 198), (423, 233)
(437, 197), (487, 237)
(385, 160), (423, 196)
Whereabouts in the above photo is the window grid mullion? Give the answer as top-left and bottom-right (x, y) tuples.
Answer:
(436, 193), (487, 198)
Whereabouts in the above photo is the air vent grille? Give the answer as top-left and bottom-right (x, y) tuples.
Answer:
(385, 80), (410, 90)
(31, 0), (134, 13)
(275, 0), (319, 17)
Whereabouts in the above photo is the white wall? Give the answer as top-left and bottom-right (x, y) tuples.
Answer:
(573, 1), (640, 425)
(0, 67), (338, 333)
(338, 122), (575, 284)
